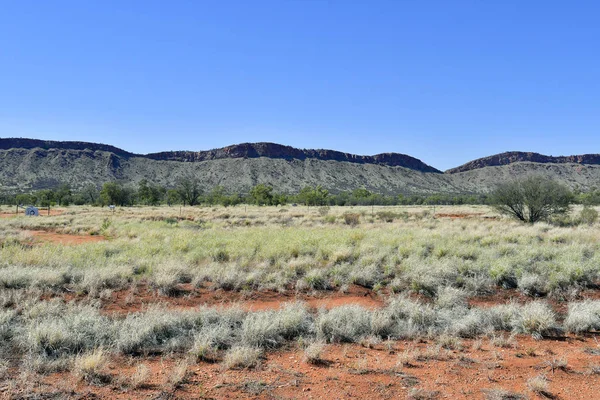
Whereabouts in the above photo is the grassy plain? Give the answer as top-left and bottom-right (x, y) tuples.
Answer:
(0, 204), (599, 398)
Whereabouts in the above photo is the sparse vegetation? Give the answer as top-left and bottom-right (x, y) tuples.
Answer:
(0, 204), (599, 397)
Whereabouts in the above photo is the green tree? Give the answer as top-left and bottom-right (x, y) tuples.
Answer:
(55, 183), (72, 206)
(100, 182), (133, 206)
(36, 189), (55, 207)
(138, 179), (165, 206)
(249, 184), (274, 205)
(491, 176), (574, 223)
(166, 189), (180, 206)
(298, 185), (329, 206)
(81, 184), (100, 205)
(175, 175), (202, 206)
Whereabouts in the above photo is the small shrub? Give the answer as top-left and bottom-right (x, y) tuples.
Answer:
(316, 305), (371, 343)
(490, 334), (517, 349)
(518, 274), (548, 297)
(435, 286), (468, 309)
(223, 346), (263, 370)
(304, 342), (326, 365)
(376, 211), (397, 223)
(526, 374), (549, 395)
(579, 206), (598, 225)
(129, 363), (151, 389)
(317, 206), (330, 216)
(563, 300), (600, 333)
(189, 335), (219, 362)
(343, 213), (360, 226)
(73, 349), (109, 384)
(168, 359), (189, 388)
(515, 301), (556, 338)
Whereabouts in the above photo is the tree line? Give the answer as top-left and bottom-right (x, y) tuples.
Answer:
(2, 176), (600, 209)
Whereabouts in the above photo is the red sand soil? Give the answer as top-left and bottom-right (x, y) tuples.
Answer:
(11, 335), (600, 399)
(7, 285), (600, 399)
(27, 230), (105, 245)
(85, 283), (385, 314)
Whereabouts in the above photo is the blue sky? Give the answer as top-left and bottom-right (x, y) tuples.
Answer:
(0, 1), (598, 170)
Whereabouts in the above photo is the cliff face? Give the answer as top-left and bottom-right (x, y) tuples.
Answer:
(447, 151), (600, 173)
(0, 138), (134, 158)
(146, 142), (441, 172)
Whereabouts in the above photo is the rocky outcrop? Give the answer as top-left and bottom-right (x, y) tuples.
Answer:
(146, 143), (441, 172)
(447, 151), (600, 173)
(0, 138), (134, 158)
(0, 139), (441, 173)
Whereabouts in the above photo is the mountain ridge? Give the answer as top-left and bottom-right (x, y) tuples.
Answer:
(447, 151), (600, 173)
(0, 138), (441, 173)
(1, 138), (599, 194)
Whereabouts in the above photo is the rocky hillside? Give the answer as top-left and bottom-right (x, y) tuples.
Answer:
(0, 139), (440, 172)
(447, 151), (600, 173)
(1, 138), (599, 194)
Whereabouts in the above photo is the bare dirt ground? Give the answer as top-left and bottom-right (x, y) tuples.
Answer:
(10, 283), (598, 399)
(8, 334), (600, 399)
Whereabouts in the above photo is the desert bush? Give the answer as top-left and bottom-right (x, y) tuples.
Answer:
(129, 363), (151, 389)
(304, 341), (326, 364)
(25, 304), (114, 358)
(316, 305), (371, 343)
(299, 268), (330, 291)
(168, 359), (189, 387)
(116, 307), (200, 355)
(317, 206), (330, 216)
(240, 303), (311, 348)
(376, 211), (397, 223)
(435, 286), (468, 309)
(343, 212), (360, 225)
(73, 349), (109, 384)
(526, 374), (549, 395)
(223, 346), (263, 369)
(491, 176), (573, 223)
(513, 301), (557, 338)
(579, 206), (598, 225)
(563, 300), (600, 333)
(189, 333), (220, 362)
(517, 273), (548, 297)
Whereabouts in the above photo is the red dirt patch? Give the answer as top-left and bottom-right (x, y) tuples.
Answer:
(96, 283), (385, 315)
(28, 230), (105, 245)
(15, 335), (600, 399)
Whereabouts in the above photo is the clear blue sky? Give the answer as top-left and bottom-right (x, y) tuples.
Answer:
(1, 1), (598, 170)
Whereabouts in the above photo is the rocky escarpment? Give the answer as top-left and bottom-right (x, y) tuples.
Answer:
(447, 151), (600, 173)
(0, 138), (134, 158)
(0, 139), (441, 173)
(146, 142), (442, 173)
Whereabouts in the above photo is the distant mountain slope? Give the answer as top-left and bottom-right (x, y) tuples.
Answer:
(0, 138), (599, 194)
(0, 138), (449, 194)
(447, 151), (600, 173)
(0, 139), (441, 172)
